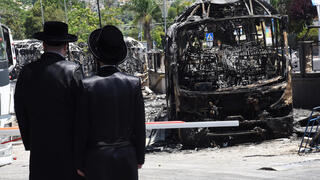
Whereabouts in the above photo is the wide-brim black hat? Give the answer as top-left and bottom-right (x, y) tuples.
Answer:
(88, 25), (127, 65)
(33, 21), (77, 43)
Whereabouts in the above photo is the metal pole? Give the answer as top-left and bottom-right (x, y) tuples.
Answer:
(317, 5), (320, 58)
(64, 0), (68, 24)
(97, 0), (102, 28)
(40, 0), (45, 27)
(299, 42), (307, 77)
(140, 22), (142, 41)
(249, 0), (253, 15)
(163, 0), (169, 109)
(164, 0), (167, 35)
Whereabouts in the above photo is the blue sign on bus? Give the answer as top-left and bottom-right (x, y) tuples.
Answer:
(206, 33), (214, 42)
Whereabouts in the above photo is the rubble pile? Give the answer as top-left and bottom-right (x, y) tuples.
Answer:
(118, 57), (144, 76)
(12, 39), (94, 77)
(14, 39), (43, 66)
(118, 37), (147, 76)
(142, 86), (166, 122)
(13, 37), (147, 78)
(124, 36), (146, 61)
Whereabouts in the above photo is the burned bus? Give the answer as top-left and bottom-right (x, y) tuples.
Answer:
(165, 0), (293, 146)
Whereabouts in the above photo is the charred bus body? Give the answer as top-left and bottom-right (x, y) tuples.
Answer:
(166, 0), (293, 146)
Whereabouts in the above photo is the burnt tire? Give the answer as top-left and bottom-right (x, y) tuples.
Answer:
(178, 128), (211, 148)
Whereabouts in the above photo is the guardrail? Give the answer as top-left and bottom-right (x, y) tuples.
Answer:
(0, 120), (239, 137)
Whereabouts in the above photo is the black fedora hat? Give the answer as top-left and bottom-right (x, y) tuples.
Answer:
(33, 21), (77, 43)
(88, 25), (127, 65)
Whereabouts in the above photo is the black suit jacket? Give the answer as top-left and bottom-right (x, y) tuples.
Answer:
(14, 52), (83, 180)
(74, 65), (146, 170)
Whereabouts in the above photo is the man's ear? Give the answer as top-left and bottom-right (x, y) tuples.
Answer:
(63, 43), (68, 51)
(43, 42), (47, 51)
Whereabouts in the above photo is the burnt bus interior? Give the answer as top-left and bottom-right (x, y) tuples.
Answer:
(166, 0), (292, 146)
(177, 19), (287, 91)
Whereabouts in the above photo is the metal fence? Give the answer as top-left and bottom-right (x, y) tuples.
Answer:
(294, 41), (320, 75)
(298, 106), (320, 154)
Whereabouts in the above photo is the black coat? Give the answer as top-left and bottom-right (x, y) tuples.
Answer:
(74, 65), (146, 180)
(14, 52), (83, 180)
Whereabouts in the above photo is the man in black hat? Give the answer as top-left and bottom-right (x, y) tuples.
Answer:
(74, 25), (146, 180)
(14, 21), (83, 180)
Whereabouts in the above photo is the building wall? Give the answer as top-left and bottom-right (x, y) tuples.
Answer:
(292, 73), (320, 109)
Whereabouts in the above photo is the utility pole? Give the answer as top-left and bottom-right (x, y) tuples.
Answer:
(164, 0), (167, 36)
(64, 0), (68, 24)
(97, 0), (102, 28)
(156, 0), (169, 35)
(312, 0), (320, 57)
(140, 22), (142, 41)
(40, 0), (45, 27)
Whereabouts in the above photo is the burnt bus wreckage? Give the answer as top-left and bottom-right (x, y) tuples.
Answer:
(165, 0), (293, 146)
(12, 37), (145, 78)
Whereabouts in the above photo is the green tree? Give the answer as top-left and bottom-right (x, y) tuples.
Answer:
(168, 0), (193, 23)
(17, 0), (37, 5)
(24, 0), (66, 38)
(126, 26), (140, 40)
(0, 0), (27, 39)
(167, 6), (177, 22)
(151, 25), (164, 49)
(270, 0), (290, 15)
(104, 0), (117, 8)
(288, 0), (316, 34)
(128, 0), (161, 50)
(68, 5), (99, 43)
(24, 15), (43, 39)
(101, 7), (124, 26)
(67, 5), (124, 43)
(118, 7), (139, 39)
(287, 0), (317, 49)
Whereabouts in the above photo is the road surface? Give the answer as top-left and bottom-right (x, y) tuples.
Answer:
(1, 138), (320, 180)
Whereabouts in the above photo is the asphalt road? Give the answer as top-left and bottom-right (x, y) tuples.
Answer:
(1, 138), (320, 180)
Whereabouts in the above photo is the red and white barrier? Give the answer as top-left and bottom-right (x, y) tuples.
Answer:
(0, 127), (19, 136)
(0, 120), (239, 137)
(1, 137), (22, 145)
(146, 120), (239, 130)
